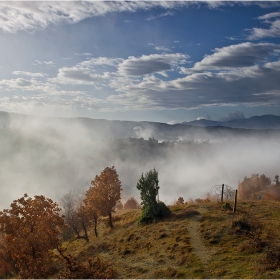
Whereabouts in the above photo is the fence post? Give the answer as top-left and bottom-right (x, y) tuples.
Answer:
(233, 189), (238, 213)
(221, 184), (224, 203)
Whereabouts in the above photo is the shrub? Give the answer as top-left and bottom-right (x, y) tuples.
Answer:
(138, 202), (170, 224)
(138, 205), (154, 224)
(231, 215), (252, 233)
(222, 202), (232, 210)
(156, 201), (171, 218)
(57, 248), (115, 279)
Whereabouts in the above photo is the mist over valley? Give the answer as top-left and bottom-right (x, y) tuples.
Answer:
(0, 111), (279, 208)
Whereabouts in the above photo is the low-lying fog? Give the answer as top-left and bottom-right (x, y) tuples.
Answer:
(0, 115), (279, 209)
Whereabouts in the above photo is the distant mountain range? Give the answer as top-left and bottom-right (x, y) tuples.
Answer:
(0, 111), (280, 142)
(182, 115), (280, 130)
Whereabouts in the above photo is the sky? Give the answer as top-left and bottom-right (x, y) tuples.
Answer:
(0, 1), (280, 123)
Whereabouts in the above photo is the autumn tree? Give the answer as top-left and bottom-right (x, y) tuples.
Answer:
(85, 166), (122, 229)
(61, 190), (90, 242)
(176, 197), (184, 205)
(0, 194), (65, 278)
(238, 174), (271, 200)
(124, 197), (140, 209)
(136, 168), (170, 224)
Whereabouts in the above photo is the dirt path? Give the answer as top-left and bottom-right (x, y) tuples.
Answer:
(187, 207), (217, 268)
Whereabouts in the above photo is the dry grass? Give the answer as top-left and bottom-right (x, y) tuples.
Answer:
(56, 200), (280, 279)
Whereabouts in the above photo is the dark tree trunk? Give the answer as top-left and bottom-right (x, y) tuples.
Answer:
(81, 221), (89, 242)
(93, 212), (98, 237)
(108, 212), (113, 229)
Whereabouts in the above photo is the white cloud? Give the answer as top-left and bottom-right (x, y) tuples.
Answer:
(258, 11), (280, 20)
(146, 11), (174, 21)
(32, 60), (55, 67)
(149, 43), (172, 52)
(192, 42), (280, 71)
(248, 11), (280, 39)
(78, 57), (123, 68)
(0, 93), (107, 117)
(155, 46), (172, 52)
(53, 66), (112, 85)
(0, 2), (189, 33)
(12, 71), (47, 77)
(0, 77), (85, 96)
(105, 43), (280, 111)
(118, 53), (188, 76)
(264, 60), (280, 71)
(74, 53), (93, 56)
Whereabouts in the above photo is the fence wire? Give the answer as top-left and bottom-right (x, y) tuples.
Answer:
(210, 184), (235, 202)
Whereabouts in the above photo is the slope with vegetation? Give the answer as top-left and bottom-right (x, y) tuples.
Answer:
(56, 200), (280, 279)
(2, 195), (280, 278)
(1, 166), (280, 278)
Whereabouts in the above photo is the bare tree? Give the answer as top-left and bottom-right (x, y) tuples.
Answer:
(61, 190), (90, 242)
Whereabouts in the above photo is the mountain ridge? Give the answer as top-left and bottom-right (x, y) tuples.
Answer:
(182, 114), (280, 130)
(1, 111), (280, 141)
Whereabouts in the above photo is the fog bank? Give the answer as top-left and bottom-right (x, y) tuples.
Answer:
(0, 114), (279, 208)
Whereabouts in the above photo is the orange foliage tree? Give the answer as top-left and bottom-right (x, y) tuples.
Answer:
(124, 197), (140, 209)
(85, 166), (122, 229)
(0, 194), (65, 278)
(176, 197), (184, 205)
(238, 174), (271, 200)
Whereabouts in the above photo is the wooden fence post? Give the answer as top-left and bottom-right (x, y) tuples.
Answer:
(221, 184), (224, 203)
(233, 189), (238, 213)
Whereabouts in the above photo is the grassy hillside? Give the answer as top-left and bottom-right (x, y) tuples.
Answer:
(57, 201), (280, 279)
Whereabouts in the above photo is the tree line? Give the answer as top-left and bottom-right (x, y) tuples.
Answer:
(238, 174), (280, 200)
(0, 166), (169, 278)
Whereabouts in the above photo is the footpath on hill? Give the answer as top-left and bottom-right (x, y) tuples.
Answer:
(186, 206), (218, 275)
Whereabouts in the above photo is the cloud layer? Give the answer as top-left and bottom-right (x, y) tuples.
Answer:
(0, 2), (189, 33)
(0, 2), (280, 117)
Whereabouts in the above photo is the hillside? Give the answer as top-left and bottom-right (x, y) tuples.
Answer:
(183, 114), (280, 130)
(58, 201), (280, 279)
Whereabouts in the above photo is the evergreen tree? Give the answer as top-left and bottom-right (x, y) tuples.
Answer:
(136, 168), (169, 224)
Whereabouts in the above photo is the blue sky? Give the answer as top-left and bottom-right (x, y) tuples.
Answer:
(0, 1), (280, 123)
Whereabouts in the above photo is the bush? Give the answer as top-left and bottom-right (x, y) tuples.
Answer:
(222, 202), (232, 210)
(138, 202), (170, 224)
(138, 205), (154, 224)
(57, 248), (115, 279)
(231, 215), (252, 233)
(156, 201), (171, 218)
